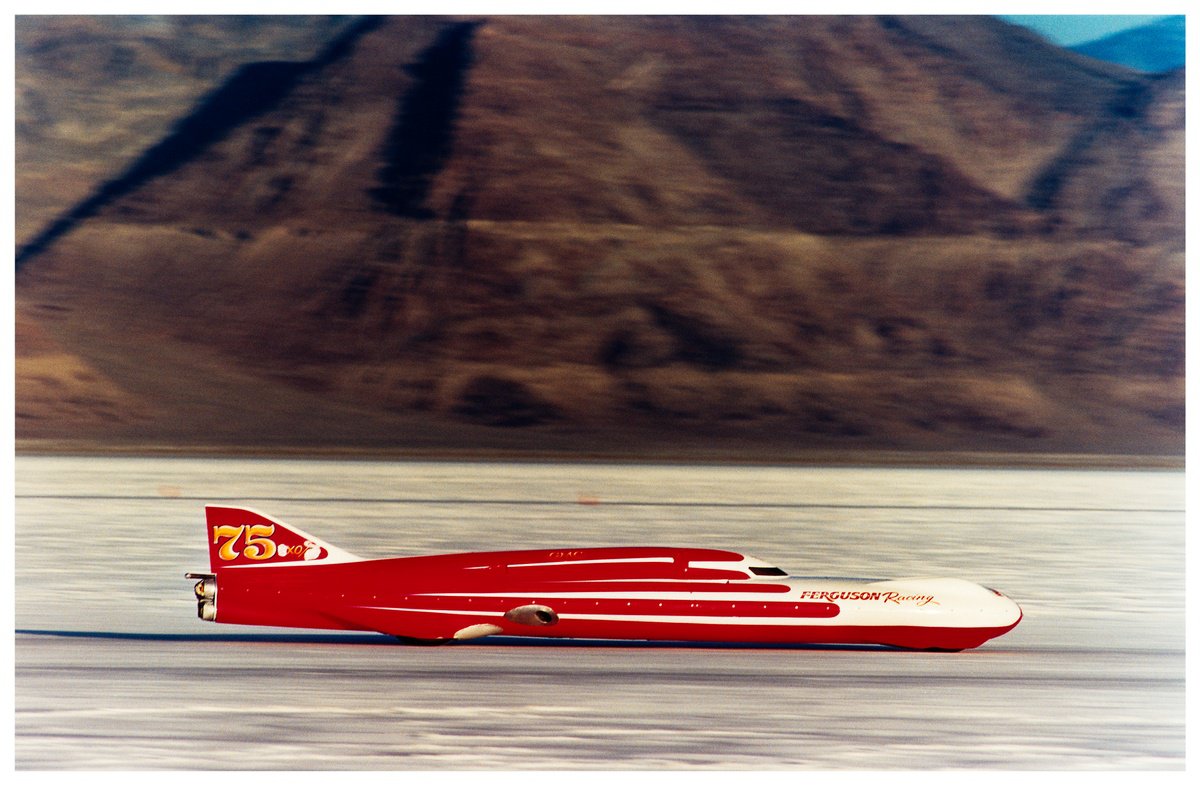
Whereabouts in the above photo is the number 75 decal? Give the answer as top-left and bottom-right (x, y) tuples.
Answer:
(213, 524), (277, 561)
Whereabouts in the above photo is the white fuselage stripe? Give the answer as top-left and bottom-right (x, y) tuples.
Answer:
(353, 605), (982, 629)
(427, 590), (792, 601)
(504, 557), (676, 568)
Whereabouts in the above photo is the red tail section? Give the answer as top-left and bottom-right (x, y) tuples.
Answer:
(205, 506), (360, 570)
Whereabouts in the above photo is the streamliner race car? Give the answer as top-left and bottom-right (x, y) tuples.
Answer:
(187, 505), (1022, 650)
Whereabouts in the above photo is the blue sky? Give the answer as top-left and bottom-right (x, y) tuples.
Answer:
(1000, 15), (1173, 46)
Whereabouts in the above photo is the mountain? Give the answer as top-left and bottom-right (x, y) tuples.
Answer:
(14, 16), (361, 248)
(14, 16), (1185, 459)
(1070, 16), (1186, 73)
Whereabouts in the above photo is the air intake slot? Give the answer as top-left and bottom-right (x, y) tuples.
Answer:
(504, 604), (559, 627)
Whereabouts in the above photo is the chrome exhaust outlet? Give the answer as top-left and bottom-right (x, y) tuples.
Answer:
(186, 573), (217, 621)
(193, 577), (216, 601)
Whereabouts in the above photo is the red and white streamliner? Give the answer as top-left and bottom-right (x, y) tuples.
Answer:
(187, 506), (1022, 651)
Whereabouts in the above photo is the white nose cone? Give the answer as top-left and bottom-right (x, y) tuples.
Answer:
(985, 586), (1024, 628)
(880, 578), (1023, 629)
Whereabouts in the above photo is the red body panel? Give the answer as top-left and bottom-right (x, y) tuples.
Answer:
(191, 506), (1023, 650)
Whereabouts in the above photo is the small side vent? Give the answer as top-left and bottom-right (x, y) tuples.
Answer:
(504, 604), (559, 627)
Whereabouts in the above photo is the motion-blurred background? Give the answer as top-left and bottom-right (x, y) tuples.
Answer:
(13, 14), (1185, 461)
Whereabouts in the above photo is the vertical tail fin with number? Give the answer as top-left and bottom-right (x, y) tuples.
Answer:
(204, 505), (361, 570)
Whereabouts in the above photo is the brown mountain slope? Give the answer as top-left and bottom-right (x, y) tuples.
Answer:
(14, 16), (1184, 458)
(14, 15), (360, 247)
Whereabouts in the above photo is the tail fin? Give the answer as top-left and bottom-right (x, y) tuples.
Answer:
(205, 505), (361, 570)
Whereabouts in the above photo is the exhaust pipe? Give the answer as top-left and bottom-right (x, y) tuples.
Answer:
(193, 577), (216, 601)
(186, 573), (217, 621)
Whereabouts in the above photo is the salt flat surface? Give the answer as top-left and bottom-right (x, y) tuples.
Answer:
(13, 457), (1186, 769)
